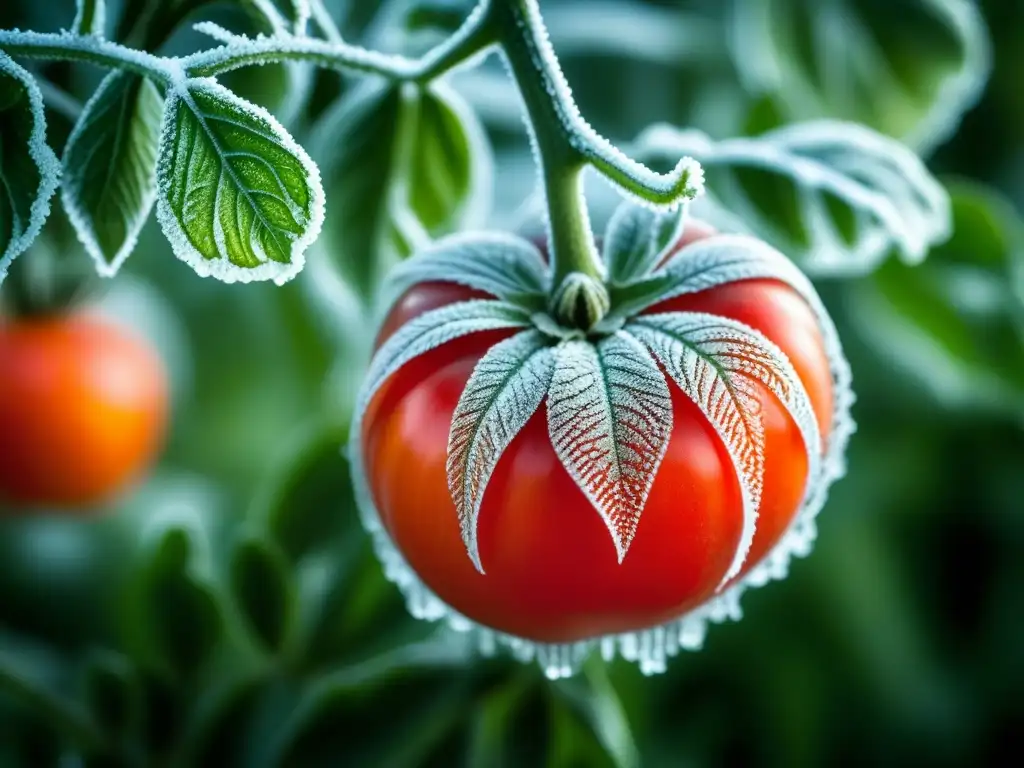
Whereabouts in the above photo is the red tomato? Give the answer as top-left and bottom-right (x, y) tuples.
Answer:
(362, 227), (833, 643)
(0, 314), (169, 509)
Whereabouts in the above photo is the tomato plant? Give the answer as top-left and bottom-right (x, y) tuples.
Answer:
(0, 313), (168, 508)
(1, 0), (1015, 762)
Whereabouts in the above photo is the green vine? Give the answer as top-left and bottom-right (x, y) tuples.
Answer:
(0, 0), (702, 295)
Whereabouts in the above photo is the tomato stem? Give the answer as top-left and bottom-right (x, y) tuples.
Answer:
(490, 0), (605, 289)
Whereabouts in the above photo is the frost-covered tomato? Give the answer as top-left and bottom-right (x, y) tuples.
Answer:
(0, 314), (168, 509)
(356, 213), (847, 648)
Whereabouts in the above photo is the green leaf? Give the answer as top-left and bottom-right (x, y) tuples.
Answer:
(557, 663), (639, 768)
(0, 635), (102, 752)
(546, 334), (673, 562)
(731, 0), (991, 151)
(467, 676), (548, 767)
(256, 421), (353, 562)
(131, 527), (223, 679)
(603, 201), (686, 284)
(313, 83), (403, 295)
(448, 331), (555, 572)
(0, 52), (59, 283)
(407, 83), (489, 234)
(62, 72), (163, 277)
(80, 651), (140, 742)
(385, 232), (550, 311)
(155, 78), (325, 285)
(314, 81), (491, 295)
(635, 121), (951, 276)
(275, 660), (475, 766)
(230, 535), (296, 654)
(851, 181), (1024, 423)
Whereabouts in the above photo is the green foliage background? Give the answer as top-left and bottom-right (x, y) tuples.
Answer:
(1, 0), (1022, 765)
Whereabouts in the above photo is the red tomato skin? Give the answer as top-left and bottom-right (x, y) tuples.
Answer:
(0, 314), (169, 510)
(362, 229), (834, 643)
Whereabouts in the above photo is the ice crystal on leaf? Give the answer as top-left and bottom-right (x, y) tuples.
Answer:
(62, 71), (163, 277)
(629, 313), (821, 585)
(155, 77), (325, 285)
(634, 121), (951, 276)
(350, 210), (855, 678)
(447, 331), (555, 572)
(547, 335), (673, 562)
(0, 52), (60, 284)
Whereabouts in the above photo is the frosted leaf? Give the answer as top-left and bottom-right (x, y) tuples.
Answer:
(634, 121), (950, 275)
(447, 331), (555, 572)
(62, 72), (163, 277)
(661, 234), (821, 310)
(731, 0), (990, 153)
(0, 52), (60, 284)
(629, 313), (821, 585)
(603, 201), (686, 285)
(357, 299), (532, 424)
(312, 79), (492, 295)
(155, 77), (324, 285)
(386, 232), (549, 312)
(547, 334), (673, 561)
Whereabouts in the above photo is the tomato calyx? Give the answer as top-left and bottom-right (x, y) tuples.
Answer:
(359, 201), (841, 580)
(549, 272), (611, 331)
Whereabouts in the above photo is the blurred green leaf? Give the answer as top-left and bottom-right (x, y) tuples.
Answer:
(312, 82), (403, 295)
(81, 650), (141, 744)
(177, 674), (266, 766)
(850, 181), (1024, 423)
(556, 662), (639, 768)
(273, 642), (477, 767)
(230, 535), (297, 655)
(255, 421), (352, 562)
(730, 0), (991, 151)
(635, 119), (951, 276)
(467, 674), (547, 768)
(407, 84), (489, 234)
(312, 80), (490, 295)
(128, 527), (223, 680)
(0, 634), (102, 752)
(403, 0), (471, 36)
(301, 542), (422, 669)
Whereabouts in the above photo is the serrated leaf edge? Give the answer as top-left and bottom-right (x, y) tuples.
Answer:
(447, 330), (555, 572)
(385, 231), (550, 312)
(154, 76), (325, 286)
(629, 313), (821, 587)
(61, 71), (163, 278)
(356, 299), (532, 427)
(546, 333), (673, 562)
(0, 52), (60, 283)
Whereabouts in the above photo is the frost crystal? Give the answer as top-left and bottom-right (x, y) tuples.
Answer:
(154, 77), (325, 285)
(630, 313), (821, 586)
(546, 334), (673, 561)
(447, 331), (555, 572)
(0, 52), (60, 283)
(635, 120), (951, 275)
